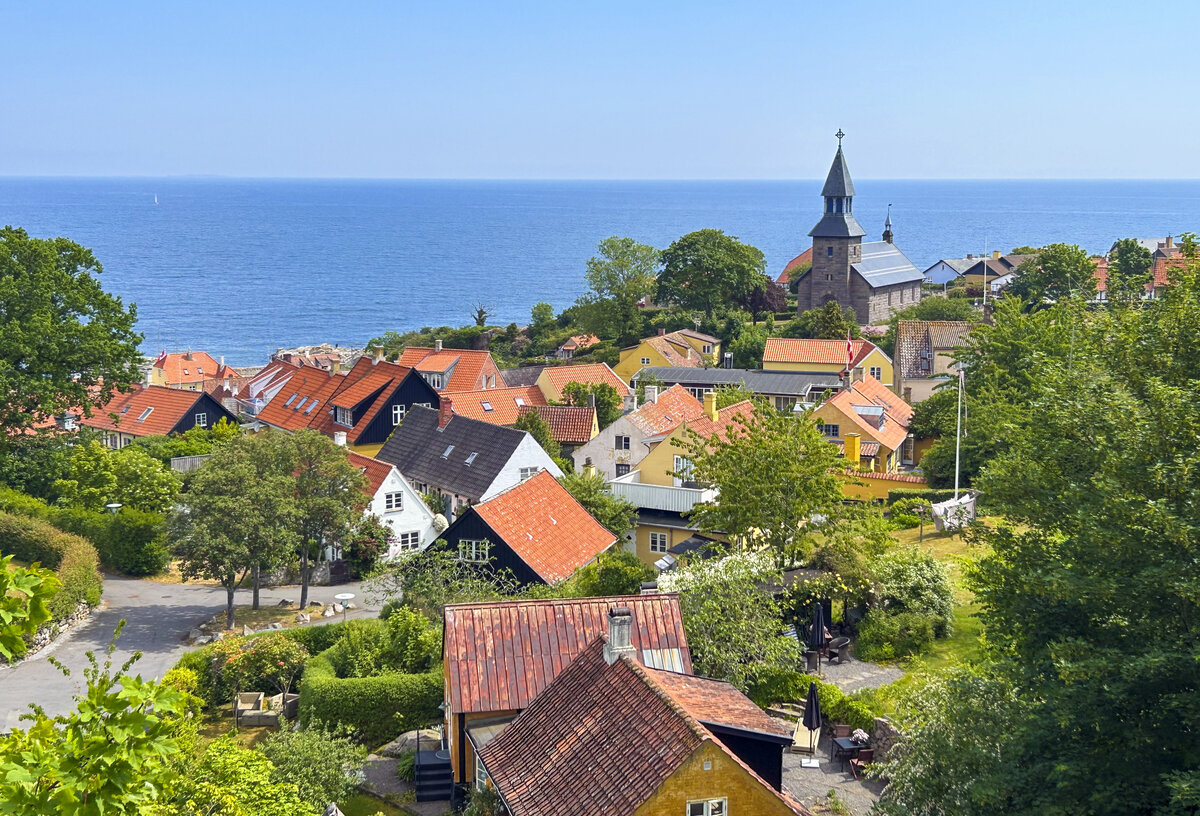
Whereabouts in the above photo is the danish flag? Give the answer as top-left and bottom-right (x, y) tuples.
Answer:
(846, 329), (854, 372)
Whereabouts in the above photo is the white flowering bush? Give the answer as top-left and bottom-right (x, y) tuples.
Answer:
(871, 547), (954, 637)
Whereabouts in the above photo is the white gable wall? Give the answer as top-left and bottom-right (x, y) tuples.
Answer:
(571, 413), (654, 481)
(367, 466), (439, 558)
(482, 433), (564, 501)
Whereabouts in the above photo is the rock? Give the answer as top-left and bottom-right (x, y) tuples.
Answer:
(380, 727), (441, 757)
(194, 635), (212, 645)
(277, 599), (293, 607)
(295, 613), (310, 624)
(189, 628), (204, 641)
(213, 631), (225, 641)
(269, 622), (283, 630)
(332, 603), (343, 614)
(344, 601), (356, 610)
(309, 600), (322, 608)
(322, 607), (335, 618)
(242, 625), (255, 636)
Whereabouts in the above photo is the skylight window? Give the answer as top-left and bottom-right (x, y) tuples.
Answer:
(294, 398), (308, 412)
(305, 400), (319, 415)
(514, 397), (526, 407)
(465, 452), (477, 465)
(136, 407), (153, 422)
(442, 444), (455, 459)
(284, 392), (298, 407)
(120, 405), (131, 414)
(481, 401), (493, 412)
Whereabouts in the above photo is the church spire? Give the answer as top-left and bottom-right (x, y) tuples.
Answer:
(809, 130), (866, 239)
(883, 204), (893, 244)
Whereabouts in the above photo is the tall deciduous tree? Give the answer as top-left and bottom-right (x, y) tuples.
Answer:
(574, 236), (659, 346)
(53, 440), (182, 514)
(560, 381), (622, 429)
(781, 301), (860, 340)
(558, 470), (637, 538)
(1009, 242), (1097, 305)
(0, 228), (143, 441)
(1106, 237), (1154, 304)
(656, 229), (768, 317)
(151, 737), (312, 816)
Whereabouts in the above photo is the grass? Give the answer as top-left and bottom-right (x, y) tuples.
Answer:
(339, 794), (410, 816)
(196, 705), (276, 749)
(203, 603), (310, 634)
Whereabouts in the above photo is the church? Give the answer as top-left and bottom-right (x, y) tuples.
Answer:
(791, 133), (924, 324)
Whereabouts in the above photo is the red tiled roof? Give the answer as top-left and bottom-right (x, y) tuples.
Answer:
(478, 638), (809, 816)
(560, 334), (600, 351)
(687, 399), (756, 442)
(81, 385), (212, 437)
(645, 335), (701, 367)
(778, 246), (813, 283)
(153, 351), (230, 385)
(329, 368), (395, 410)
(452, 386), (548, 425)
(443, 593), (692, 715)
(257, 366), (342, 432)
(628, 384), (705, 437)
(844, 469), (926, 483)
(538, 363), (631, 402)
(824, 376), (911, 451)
(834, 439), (881, 458)
(347, 449), (394, 497)
(517, 404), (595, 444)
(472, 471), (615, 583)
(396, 347), (499, 392)
(763, 338), (877, 368)
(642, 667), (791, 737)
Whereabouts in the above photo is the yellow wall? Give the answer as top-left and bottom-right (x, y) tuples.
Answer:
(614, 341), (671, 384)
(632, 425), (690, 487)
(350, 442), (384, 458)
(634, 740), (798, 816)
(764, 347), (893, 388)
(675, 335), (721, 366)
(811, 403), (898, 473)
(840, 471), (928, 501)
(632, 523), (697, 566)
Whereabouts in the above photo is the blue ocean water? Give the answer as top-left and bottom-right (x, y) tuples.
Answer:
(1, 178), (1198, 367)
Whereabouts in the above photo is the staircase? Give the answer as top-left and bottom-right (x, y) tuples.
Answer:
(414, 749), (454, 802)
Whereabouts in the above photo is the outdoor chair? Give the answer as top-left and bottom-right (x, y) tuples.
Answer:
(828, 636), (851, 664)
(833, 723), (851, 738)
(849, 748), (875, 779)
(831, 734), (856, 770)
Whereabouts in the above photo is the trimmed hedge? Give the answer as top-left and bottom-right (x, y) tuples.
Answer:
(748, 668), (876, 732)
(299, 645), (442, 746)
(886, 488), (959, 505)
(0, 487), (168, 576)
(0, 511), (102, 619)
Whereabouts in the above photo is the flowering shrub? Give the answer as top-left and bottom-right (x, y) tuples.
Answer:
(213, 632), (310, 696)
(871, 547), (954, 636)
(855, 609), (936, 661)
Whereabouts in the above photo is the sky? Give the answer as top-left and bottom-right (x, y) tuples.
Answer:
(3, 1), (1197, 180)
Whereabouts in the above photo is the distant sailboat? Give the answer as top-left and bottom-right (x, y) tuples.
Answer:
(154, 194), (158, 205)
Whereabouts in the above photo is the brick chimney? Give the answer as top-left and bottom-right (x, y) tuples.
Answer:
(657, 328), (666, 336)
(438, 397), (454, 430)
(643, 385), (659, 404)
(1166, 235), (1174, 250)
(603, 606), (635, 665)
(992, 250), (1001, 260)
(373, 347), (384, 364)
(703, 391), (717, 422)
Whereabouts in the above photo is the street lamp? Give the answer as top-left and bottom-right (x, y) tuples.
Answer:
(105, 503), (122, 514)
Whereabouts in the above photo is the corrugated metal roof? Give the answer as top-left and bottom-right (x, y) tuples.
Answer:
(634, 366), (842, 398)
(852, 241), (925, 288)
(443, 594), (691, 715)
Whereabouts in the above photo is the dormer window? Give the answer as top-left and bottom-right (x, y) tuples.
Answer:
(334, 406), (353, 426)
(423, 372), (444, 389)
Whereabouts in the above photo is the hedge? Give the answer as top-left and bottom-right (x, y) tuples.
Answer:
(0, 511), (102, 619)
(298, 645), (442, 746)
(0, 487), (168, 576)
(886, 488), (959, 505)
(747, 668), (877, 732)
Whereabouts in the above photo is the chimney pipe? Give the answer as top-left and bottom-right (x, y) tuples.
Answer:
(643, 385), (659, 404)
(438, 397), (454, 430)
(219, 355), (225, 367)
(703, 391), (717, 421)
(434, 339), (443, 352)
(992, 250), (1001, 260)
(640, 581), (658, 595)
(657, 328), (666, 336)
(1166, 235), (1174, 250)
(723, 352), (733, 369)
(333, 431), (347, 447)
(186, 350), (194, 361)
(374, 347), (384, 364)
(603, 606), (635, 665)
(851, 366), (864, 385)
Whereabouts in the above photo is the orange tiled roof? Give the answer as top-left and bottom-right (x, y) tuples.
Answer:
(560, 334), (600, 351)
(257, 366), (343, 432)
(473, 471), (615, 583)
(538, 363), (631, 402)
(627, 384), (705, 437)
(844, 468), (926, 483)
(396, 346), (498, 392)
(82, 385), (214, 437)
(763, 337), (877, 368)
(451, 386), (548, 425)
(153, 351), (233, 385)
(642, 666), (791, 737)
(645, 335), (700, 367)
(347, 449), (394, 497)
(824, 376), (911, 451)
(517, 404), (595, 444)
(778, 246), (813, 283)
(687, 399), (756, 442)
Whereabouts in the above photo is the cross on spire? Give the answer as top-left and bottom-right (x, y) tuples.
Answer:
(836, 129), (845, 147)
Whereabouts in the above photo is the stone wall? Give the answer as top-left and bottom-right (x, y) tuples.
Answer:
(14, 601), (93, 664)
(872, 716), (902, 762)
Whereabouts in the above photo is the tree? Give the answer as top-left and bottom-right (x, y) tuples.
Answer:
(0, 623), (187, 815)
(343, 513), (391, 579)
(0, 555), (59, 661)
(558, 470), (637, 538)
(216, 632), (310, 697)
(514, 407), (562, 462)
(365, 548), (521, 619)
(571, 549), (654, 597)
(0, 429), (93, 500)
(878, 296), (980, 356)
(527, 301), (558, 348)
(1009, 245), (1040, 255)
(680, 404), (848, 561)
(1106, 237), (1154, 304)
(573, 236), (659, 346)
(742, 280), (787, 323)
(712, 383), (759, 410)
(257, 727), (366, 813)
(781, 301), (860, 340)
(560, 381), (622, 429)
(658, 552), (798, 691)
(291, 431), (366, 610)
(656, 229), (769, 317)
(151, 737), (312, 816)
(0, 228), (143, 441)
(469, 302), (493, 327)
(53, 440), (181, 514)
(727, 324), (767, 368)
(1008, 242), (1097, 305)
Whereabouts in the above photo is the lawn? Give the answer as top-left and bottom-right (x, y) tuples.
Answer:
(202, 602), (311, 634)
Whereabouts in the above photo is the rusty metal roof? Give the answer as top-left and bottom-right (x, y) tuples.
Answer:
(443, 594), (692, 715)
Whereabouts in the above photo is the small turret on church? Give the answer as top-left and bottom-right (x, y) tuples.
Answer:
(883, 205), (894, 244)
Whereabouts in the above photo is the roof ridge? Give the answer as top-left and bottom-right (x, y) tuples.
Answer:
(621, 653), (714, 743)
(444, 592), (680, 611)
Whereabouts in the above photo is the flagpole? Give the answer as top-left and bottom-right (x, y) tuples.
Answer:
(953, 363), (963, 500)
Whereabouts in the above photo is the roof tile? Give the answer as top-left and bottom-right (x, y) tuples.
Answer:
(452, 386), (547, 425)
(538, 363), (631, 402)
(517, 404), (595, 444)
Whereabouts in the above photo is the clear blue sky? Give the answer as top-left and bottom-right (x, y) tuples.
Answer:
(3, 1), (1195, 179)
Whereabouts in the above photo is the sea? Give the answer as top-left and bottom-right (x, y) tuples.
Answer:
(1, 178), (1198, 367)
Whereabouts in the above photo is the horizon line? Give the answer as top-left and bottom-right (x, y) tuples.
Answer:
(1, 175), (1198, 183)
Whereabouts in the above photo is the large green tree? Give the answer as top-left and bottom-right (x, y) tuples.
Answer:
(574, 236), (659, 346)
(558, 470), (637, 538)
(656, 229), (769, 316)
(53, 440), (181, 514)
(1008, 242), (1097, 305)
(1106, 237), (1154, 304)
(151, 737), (312, 816)
(878, 296), (980, 356)
(781, 301), (860, 340)
(256, 727), (365, 813)
(0, 228), (143, 440)
(560, 381), (622, 429)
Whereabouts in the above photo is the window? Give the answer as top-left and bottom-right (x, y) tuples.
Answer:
(396, 530), (420, 552)
(835, 198), (843, 213)
(673, 454), (694, 487)
(442, 445), (455, 459)
(475, 754), (490, 793)
(284, 392), (298, 407)
(137, 407), (153, 422)
(614, 435), (631, 451)
(686, 387), (711, 400)
(335, 406), (352, 426)
(827, 247), (834, 257)
(481, 401), (493, 412)
(615, 463), (630, 477)
(194, 412), (208, 428)
(869, 366), (882, 380)
(701, 344), (713, 354)
(305, 399), (319, 415)
(640, 357), (651, 366)
(415, 402), (431, 408)
(846, 197), (852, 212)
(514, 397), (525, 407)
(294, 398), (307, 412)
(822, 423), (840, 438)
(459, 539), (489, 563)
(649, 532), (668, 553)
(774, 396), (795, 412)
(519, 467), (538, 481)
(688, 800), (727, 816)
(465, 452), (478, 465)
(826, 198), (833, 214)
(384, 492), (403, 511)
(392, 404), (405, 425)
(424, 372), (444, 389)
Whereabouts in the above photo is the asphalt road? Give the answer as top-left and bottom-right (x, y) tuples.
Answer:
(0, 573), (381, 732)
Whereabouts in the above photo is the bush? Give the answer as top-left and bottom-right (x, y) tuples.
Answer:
(213, 632), (310, 696)
(855, 610), (936, 662)
(746, 668), (876, 732)
(257, 725), (366, 812)
(889, 498), (933, 530)
(0, 511), (102, 619)
(396, 750), (416, 783)
(872, 547), (954, 637)
(886, 488), (958, 505)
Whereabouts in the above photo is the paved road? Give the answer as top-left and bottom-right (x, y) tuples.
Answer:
(0, 574), (382, 731)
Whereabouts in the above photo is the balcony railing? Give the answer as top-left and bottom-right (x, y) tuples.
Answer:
(607, 471), (716, 514)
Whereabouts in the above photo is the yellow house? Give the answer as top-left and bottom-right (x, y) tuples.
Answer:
(811, 375), (913, 474)
(762, 337), (894, 388)
(614, 329), (721, 384)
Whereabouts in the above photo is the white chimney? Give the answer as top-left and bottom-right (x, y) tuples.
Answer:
(434, 339), (443, 352)
(644, 385), (659, 404)
(603, 606), (635, 665)
(333, 431), (347, 447)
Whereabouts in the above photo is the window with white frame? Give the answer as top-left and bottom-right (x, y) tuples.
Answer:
(475, 754), (490, 792)
(519, 467), (539, 481)
(869, 366), (882, 381)
(194, 412), (208, 428)
(424, 372), (444, 389)
(614, 435), (631, 451)
(395, 530), (420, 552)
(392, 404), (405, 425)
(702, 344), (713, 354)
(384, 492), (403, 511)
(686, 387), (711, 400)
(640, 357), (651, 365)
(458, 539), (489, 563)
(774, 396), (795, 412)
(615, 463), (630, 477)
(688, 799), (727, 816)
(649, 532), (668, 553)
(335, 406), (353, 426)
(822, 423), (840, 438)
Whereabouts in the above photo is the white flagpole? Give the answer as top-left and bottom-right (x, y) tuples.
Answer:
(953, 363), (964, 500)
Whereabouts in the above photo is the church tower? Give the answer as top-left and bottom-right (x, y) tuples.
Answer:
(807, 130), (866, 307)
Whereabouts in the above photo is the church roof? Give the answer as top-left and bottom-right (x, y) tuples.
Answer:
(852, 241), (924, 288)
(809, 140), (867, 239)
(821, 146), (856, 197)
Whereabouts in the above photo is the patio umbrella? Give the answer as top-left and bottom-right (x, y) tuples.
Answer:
(806, 602), (828, 672)
(802, 681), (823, 755)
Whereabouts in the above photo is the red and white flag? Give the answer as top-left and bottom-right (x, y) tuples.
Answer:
(846, 329), (854, 372)
(154, 349), (167, 367)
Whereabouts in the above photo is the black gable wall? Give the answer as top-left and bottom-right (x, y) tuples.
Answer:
(357, 374), (441, 446)
(435, 510), (545, 586)
(168, 392), (238, 435)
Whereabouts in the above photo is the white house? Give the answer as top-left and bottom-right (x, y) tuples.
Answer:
(571, 384), (704, 480)
(348, 451), (439, 558)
